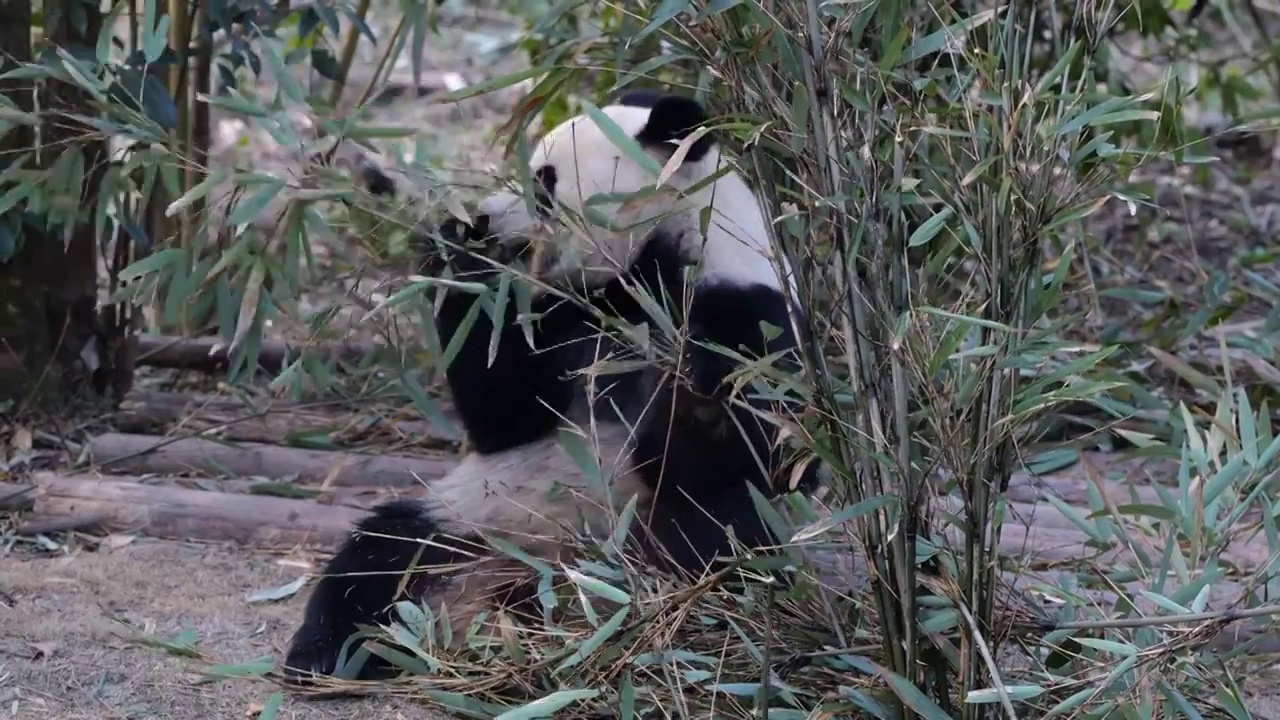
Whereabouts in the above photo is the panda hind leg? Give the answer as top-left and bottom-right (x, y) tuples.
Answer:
(282, 499), (481, 683)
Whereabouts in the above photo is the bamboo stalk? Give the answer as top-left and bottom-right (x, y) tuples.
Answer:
(328, 0), (372, 107)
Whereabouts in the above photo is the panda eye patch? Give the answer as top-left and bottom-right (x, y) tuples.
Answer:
(533, 165), (557, 218)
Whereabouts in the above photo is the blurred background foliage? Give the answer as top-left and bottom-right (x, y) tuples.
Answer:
(2, 0), (1280, 716)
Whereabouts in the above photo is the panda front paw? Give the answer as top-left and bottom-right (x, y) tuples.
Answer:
(414, 215), (532, 280)
(687, 344), (736, 401)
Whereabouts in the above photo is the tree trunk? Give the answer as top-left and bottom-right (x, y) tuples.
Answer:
(0, 0), (115, 405)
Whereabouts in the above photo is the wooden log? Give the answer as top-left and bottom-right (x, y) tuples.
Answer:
(87, 432), (458, 488)
(133, 333), (380, 374)
(13, 512), (113, 536)
(114, 389), (461, 446)
(30, 472), (364, 548)
(0, 482), (35, 511)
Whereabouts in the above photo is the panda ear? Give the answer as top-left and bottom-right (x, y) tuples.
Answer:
(624, 92), (715, 165)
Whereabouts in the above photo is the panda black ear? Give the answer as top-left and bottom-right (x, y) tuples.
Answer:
(619, 91), (715, 164)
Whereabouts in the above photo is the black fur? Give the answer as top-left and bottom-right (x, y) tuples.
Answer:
(282, 500), (486, 680)
(359, 161), (397, 197)
(631, 279), (818, 571)
(618, 89), (715, 164)
(435, 225), (692, 455)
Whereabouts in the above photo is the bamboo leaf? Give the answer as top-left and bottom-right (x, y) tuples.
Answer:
(580, 100), (663, 177)
(494, 689), (601, 720)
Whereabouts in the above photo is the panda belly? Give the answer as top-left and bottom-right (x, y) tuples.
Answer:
(415, 421), (651, 628)
(426, 421), (649, 540)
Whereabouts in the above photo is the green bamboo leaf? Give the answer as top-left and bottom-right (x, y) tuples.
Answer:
(0, 181), (31, 217)
(165, 169), (230, 218)
(1239, 388), (1258, 465)
(1034, 40), (1082, 96)
(965, 685), (1045, 704)
(580, 100), (663, 177)
(204, 656), (274, 678)
(1137, 590), (1190, 615)
(440, 295), (485, 370)
(97, 0), (128, 63)
(1044, 687), (1093, 719)
(554, 606), (629, 674)
(1158, 681), (1206, 720)
(144, 15), (170, 63)
(228, 258), (268, 358)
(438, 67), (548, 102)
(487, 271), (512, 368)
(260, 41), (304, 103)
(342, 125), (417, 140)
(1076, 637), (1137, 656)
(493, 689), (601, 720)
(1081, 109), (1161, 128)
(636, 0), (690, 42)
(918, 306), (1012, 332)
(225, 178), (286, 227)
(619, 673), (635, 720)
(256, 692), (282, 720)
(563, 567), (631, 605)
(746, 482), (793, 557)
(1055, 96), (1138, 136)
(907, 206), (953, 247)
(487, 536), (554, 576)
(421, 690), (510, 719)
(873, 663), (954, 720)
(56, 48), (107, 101)
(119, 247), (185, 282)
(203, 92), (271, 118)
(790, 495), (898, 543)
(900, 8), (999, 65)
(612, 54), (688, 92)
(140, 0), (163, 63)
(1043, 494), (1108, 544)
(605, 494), (639, 558)
(557, 428), (605, 488)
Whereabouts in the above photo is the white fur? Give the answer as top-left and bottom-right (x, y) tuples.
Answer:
(424, 422), (651, 544)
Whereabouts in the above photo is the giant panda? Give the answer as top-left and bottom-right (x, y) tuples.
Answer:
(282, 89), (825, 681)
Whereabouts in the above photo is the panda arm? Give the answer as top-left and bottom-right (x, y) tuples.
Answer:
(436, 288), (593, 454)
(436, 235), (687, 457)
(684, 282), (799, 401)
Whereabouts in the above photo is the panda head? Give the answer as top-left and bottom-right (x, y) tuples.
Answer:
(442, 90), (751, 289)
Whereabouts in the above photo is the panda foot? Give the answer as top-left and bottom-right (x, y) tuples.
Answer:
(283, 629), (404, 686)
(280, 631), (343, 684)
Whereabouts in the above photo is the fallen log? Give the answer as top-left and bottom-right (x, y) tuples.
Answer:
(13, 512), (113, 536)
(133, 334), (381, 374)
(114, 389), (461, 447)
(29, 472), (364, 548)
(87, 432), (458, 488)
(0, 482), (36, 511)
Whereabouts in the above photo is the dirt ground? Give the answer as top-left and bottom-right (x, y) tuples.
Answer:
(0, 538), (447, 720)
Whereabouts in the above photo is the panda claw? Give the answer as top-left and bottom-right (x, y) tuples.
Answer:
(280, 636), (340, 685)
(688, 353), (734, 401)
